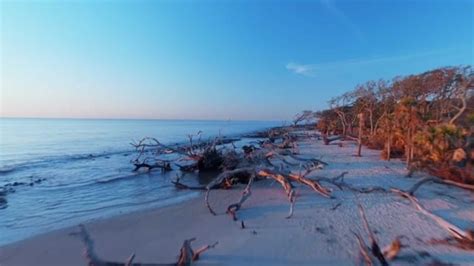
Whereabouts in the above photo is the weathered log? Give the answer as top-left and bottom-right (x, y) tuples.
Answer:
(353, 231), (373, 266)
(391, 188), (473, 242)
(134, 128), (335, 220)
(257, 169), (296, 218)
(358, 204), (388, 266)
(177, 238), (218, 265)
(204, 164), (332, 219)
(353, 205), (403, 265)
(172, 179), (206, 191)
(391, 177), (474, 250)
(314, 172), (388, 194)
(322, 135), (342, 145)
(288, 173), (331, 198)
(133, 161), (172, 172)
(408, 177), (474, 195)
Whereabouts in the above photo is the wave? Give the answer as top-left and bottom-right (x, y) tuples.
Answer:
(0, 149), (136, 176)
(0, 136), (215, 176)
(95, 173), (142, 185)
(0, 125), (278, 177)
(0, 167), (16, 174)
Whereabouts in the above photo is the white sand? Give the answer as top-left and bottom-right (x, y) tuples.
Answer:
(1, 138), (473, 265)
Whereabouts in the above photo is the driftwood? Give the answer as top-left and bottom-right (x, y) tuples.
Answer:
(358, 204), (388, 266)
(227, 174), (255, 221)
(257, 169), (296, 218)
(288, 172), (331, 198)
(76, 224), (217, 266)
(168, 129), (333, 220)
(205, 168), (255, 215)
(172, 175), (207, 190)
(331, 202), (342, 211)
(131, 136), (241, 173)
(381, 237), (402, 261)
(177, 238), (218, 265)
(200, 166), (298, 219)
(322, 135), (342, 145)
(314, 172), (388, 194)
(133, 161), (172, 172)
(397, 178), (474, 241)
(379, 176), (474, 250)
(391, 188), (474, 249)
(126, 125), (473, 266)
(174, 163), (198, 173)
(408, 177), (474, 194)
(354, 205), (404, 266)
(137, 132), (328, 220)
(354, 231), (373, 266)
(131, 137), (195, 160)
(202, 162), (332, 220)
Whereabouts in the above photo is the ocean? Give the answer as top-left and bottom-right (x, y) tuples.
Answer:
(0, 118), (281, 245)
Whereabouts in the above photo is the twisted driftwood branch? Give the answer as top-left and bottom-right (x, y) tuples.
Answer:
(205, 167), (255, 215)
(226, 173), (255, 221)
(314, 172), (388, 194)
(133, 128), (335, 220)
(77, 224), (217, 266)
(288, 173), (331, 198)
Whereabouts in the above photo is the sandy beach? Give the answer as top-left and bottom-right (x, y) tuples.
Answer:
(2, 1), (473, 265)
(1, 137), (473, 265)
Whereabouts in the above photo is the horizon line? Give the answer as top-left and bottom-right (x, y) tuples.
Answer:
(0, 116), (288, 123)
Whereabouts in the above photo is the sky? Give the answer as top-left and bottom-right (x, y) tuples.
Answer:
(1, 0), (473, 121)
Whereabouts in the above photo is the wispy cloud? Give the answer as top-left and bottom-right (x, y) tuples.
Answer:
(286, 62), (316, 77)
(321, 0), (365, 43)
(286, 49), (454, 77)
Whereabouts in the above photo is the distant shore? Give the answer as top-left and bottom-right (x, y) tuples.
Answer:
(1, 133), (473, 265)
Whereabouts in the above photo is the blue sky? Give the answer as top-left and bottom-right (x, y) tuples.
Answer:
(1, 0), (472, 121)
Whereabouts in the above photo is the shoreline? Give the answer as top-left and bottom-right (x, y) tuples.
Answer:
(1, 134), (473, 265)
(0, 122), (283, 246)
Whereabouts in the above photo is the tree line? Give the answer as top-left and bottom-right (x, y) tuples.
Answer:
(298, 66), (473, 184)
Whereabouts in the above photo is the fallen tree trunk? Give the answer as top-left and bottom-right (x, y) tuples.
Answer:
(314, 172), (388, 194)
(203, 159), (332, 219)
(133, 161), (172, 172)
(288, 173), (331, 198)
(391, 188), (472, 241)
(358, 204), (388, 266)
(172, 175), (207, 190)
(408, 177), (474, 195)
(353, 205), (404, 266)
(388, 176), (474, 250)
(257, 169), (296, 218)
(322, 135), (342, 145)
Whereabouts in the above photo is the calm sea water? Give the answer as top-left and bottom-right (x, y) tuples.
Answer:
(0, 118), (281, 245)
